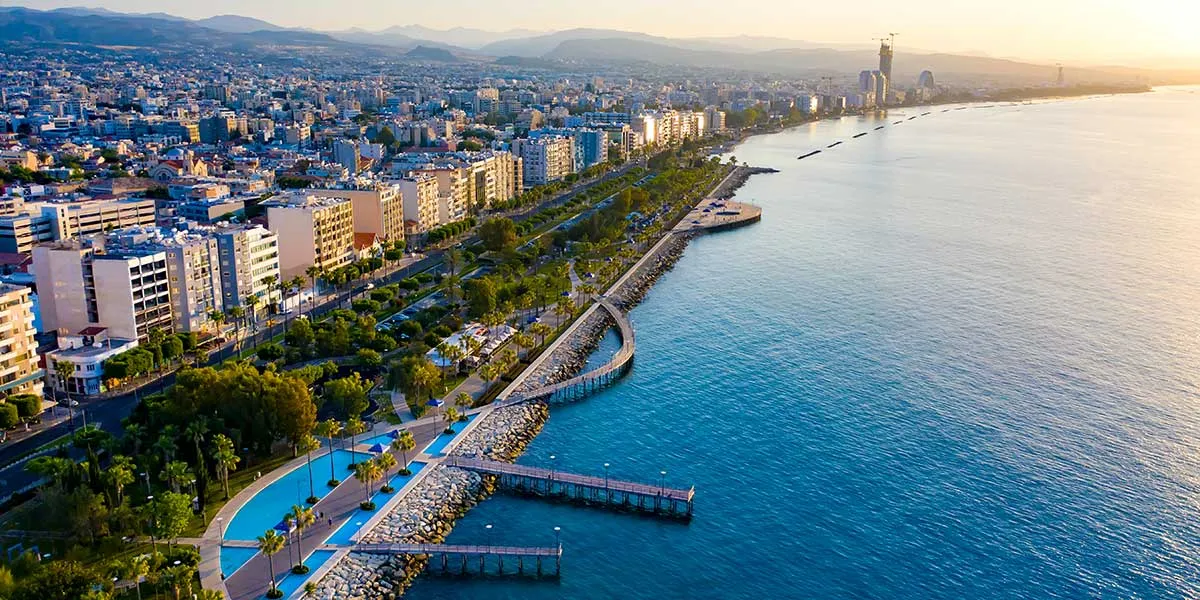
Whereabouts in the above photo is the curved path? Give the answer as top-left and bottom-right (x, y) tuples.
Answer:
(505, 298), (634, 404)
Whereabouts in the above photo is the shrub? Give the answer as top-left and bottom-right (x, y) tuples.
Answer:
(256, 343), (285, 361)
(8, 394), (41, 418)
(0, 403), (19, 428)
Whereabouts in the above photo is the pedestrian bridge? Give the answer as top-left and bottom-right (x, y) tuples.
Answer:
(505, 298), (634, 404)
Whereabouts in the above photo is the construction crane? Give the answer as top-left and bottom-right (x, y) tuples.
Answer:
(888, 32), (899, 48)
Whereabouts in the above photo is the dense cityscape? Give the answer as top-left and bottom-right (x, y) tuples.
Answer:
(0, 3), (1179, 600)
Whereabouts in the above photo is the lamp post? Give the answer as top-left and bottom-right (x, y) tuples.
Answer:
(146, 495), (157, 555)
(554, 526), (561, 548)
(216, 517), (224, 541)
(603, 463), (610, 491)
(141, 472), (151, 495)
(660, 470), (667, 496)
(485, 523), (493, 548)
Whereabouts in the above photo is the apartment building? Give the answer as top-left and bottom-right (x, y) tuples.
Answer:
(0, 284), (43, 398)
(513, 136), (575, 187)
(214, 224), (281, 310)
(264, 193), (356, 279)
(313, 182), (406, 246)
(33, 236), (173, 342)
(398, 175), (440, 234)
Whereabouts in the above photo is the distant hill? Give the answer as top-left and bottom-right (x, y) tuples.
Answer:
(405, 45), (461, 63)
(480, 28), (672, 57)
(384, 25), (542, 49)
(0, 6), (367, 52)
(194, 14), (285, 34)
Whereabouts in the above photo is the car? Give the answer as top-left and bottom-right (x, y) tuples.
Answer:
(561, 291), (572, 297)
(585, 272), (596, 278)
(59, 399), (80, 407)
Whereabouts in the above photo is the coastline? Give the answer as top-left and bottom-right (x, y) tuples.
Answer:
(309, 161), (753, 599)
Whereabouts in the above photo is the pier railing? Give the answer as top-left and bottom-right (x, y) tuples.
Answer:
(353, 542), (562, 577)
(446, 456), (694, 519)
(505, 298), (635, 404)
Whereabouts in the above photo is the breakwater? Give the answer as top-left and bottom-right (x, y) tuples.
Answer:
(313, 403), (549, 599)
(712, 165), (778, 199)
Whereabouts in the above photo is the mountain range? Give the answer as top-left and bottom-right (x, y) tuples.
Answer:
(1, 6), (1197, 85)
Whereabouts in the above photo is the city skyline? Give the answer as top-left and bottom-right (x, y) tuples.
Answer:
(3, 0), (1199, 67)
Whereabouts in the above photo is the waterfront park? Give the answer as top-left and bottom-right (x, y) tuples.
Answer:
(0, 138), (741, 599)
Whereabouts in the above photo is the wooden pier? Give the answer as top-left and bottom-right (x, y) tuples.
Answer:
(506, 298), (635, 404)
(446, 456), (694, 519)
(352, 542), (562, 577)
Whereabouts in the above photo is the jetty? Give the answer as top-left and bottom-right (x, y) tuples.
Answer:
(507, 299), (634, 403)
(348, 542), (562, 577)
(446, 456), (695, 519)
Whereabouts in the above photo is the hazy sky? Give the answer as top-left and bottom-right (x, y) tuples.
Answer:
(6, 0), (1200, 65)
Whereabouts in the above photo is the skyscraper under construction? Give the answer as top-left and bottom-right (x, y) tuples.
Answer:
(877, 37), (895, 106)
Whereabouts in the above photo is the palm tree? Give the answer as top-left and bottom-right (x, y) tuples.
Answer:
(374, 452), (397, 491)
(244, 294), (261, 350)
(303, 581), (318, 599)
(391, 430), (415, 475)
(257, 529), (286, 598)
(353, 460), (382, 506)
(53, 359), (76, 411)
(184, 418), (208, 476)
(479, 363), (499, 395)
(196, 590), (224, 600)
(530, 322), (553, 347)
(314, 419), (342, 486)
(443, 407), (460, 434)
(25, 456), (73, 491)
(298, 434), (321, 503)
(226, 304), (245, 353)
(123, 422), (145, 457)
(287, 505), (316, 572)
(105, 455), (135, 505)
(455, 391), (473, 413)
(305, 265), (322, 315)
(211, 434), (240, 500)
(154, 428), (177, 466)
(128, 554), (150, 600)
(344, 417), (367, 468)
(512, 333), (534, 357)
(161, 460), (191, 493)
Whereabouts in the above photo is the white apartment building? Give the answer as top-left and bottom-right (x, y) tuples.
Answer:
(44, 330), (138, 397)
(264, 193), (356, 279)
(513, 136), (575, 187)
(0, 284), (43, 399)
(398, 175), (441, 234)
(214, 224), (281, 310)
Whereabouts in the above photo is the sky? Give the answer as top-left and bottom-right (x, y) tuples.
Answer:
(5, 0), (1200, 66)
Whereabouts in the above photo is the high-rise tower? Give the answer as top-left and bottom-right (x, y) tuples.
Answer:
(878, 34), (895, 106)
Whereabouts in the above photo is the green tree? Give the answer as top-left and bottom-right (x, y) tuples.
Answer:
(323, 374), (369, 419)
(161, 460), (191, 493)
(0, 403), (18, 428)
(104, 455), (136, 506)
(149, 492), (192, 548)
(352, 459), (382, 507)
(344, 417), (367, 468)
(479, 217), (517, 252)
(443, 407), (460, 434)
(12, 560), (105, 600)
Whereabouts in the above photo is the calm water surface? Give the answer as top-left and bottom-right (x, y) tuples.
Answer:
(408, 88), (1200, 599)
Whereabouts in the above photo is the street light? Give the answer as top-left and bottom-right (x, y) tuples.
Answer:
(603, 463), (610, 491)
(146, 495), (157, 555)
(485, 523), (493, 548)
(549, 455), (556, 480)
(660, 470), (667, 495)
(554, 526), (561, 548)
(216, 517), (224, 540)
(141, 472), (151, 495)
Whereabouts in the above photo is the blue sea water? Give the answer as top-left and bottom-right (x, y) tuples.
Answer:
(407, 88), (1200, 599)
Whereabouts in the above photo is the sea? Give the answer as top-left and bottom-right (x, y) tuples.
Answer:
(406, 87), (1200, 599)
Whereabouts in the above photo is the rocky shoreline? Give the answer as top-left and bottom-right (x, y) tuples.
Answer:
(712, 165), (778, 200)
(312, 402), (549, 599)
(310, 198), (709, 598)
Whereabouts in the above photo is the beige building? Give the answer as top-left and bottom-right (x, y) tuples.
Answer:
(313, 182), (405, 246)
(0, 284), (43, 399)
(264, 193), (356, 279)
(160, 233), (224, 333)
(42, 197), (158, 240)
(398, 175), (441, 235)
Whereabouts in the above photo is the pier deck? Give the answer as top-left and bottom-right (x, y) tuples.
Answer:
(446, 456), (694, 519)
(352, 542), (562, 577)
